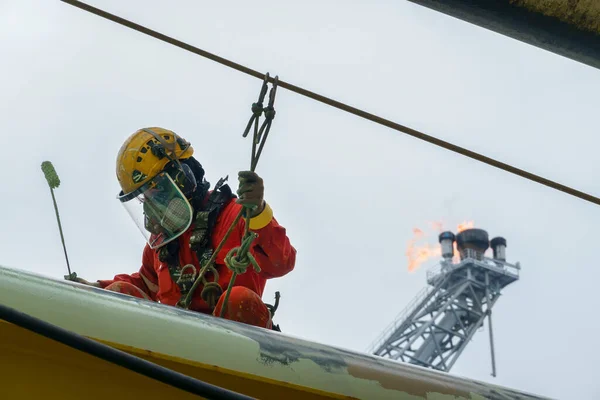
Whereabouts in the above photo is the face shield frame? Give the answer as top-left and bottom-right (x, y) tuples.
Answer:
(117, 171), (194, 249)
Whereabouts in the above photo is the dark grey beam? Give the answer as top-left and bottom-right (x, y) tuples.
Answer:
(407, 0), (600, 70)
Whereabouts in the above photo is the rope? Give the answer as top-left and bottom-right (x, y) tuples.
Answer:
(178, 77), (277, 313)
(178, 211), (243, 309)
(218, 78), (277, 318)
(60, 0), (600, 207)
(219, 235), (262, 317)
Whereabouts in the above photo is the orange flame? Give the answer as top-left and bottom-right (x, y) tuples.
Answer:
(406, 220), (474, 272)
(429, 221), (444, 233)
(457, 221), (474, 233)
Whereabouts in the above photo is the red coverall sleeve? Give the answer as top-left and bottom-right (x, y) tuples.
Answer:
(97, 244), (159, 300)
(246, 202), (296, 279)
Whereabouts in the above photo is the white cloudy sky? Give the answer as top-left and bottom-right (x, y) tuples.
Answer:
(2, 1), (599, 398)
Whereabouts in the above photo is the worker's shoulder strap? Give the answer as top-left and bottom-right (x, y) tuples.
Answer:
(205, 176), (235, 232)
(189, 177), (235, 261)
(206, 177), (235, 215)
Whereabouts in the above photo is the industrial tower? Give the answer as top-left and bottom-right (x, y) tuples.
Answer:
(368, 228), (520, 375)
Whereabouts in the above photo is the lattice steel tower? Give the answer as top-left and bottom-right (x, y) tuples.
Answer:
(368, 228), (520, 376)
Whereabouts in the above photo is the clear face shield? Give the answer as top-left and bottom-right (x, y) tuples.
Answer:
(118, 172), (194, 249)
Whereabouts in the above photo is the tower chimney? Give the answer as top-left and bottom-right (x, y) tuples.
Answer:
(456, 228), (489, 260)
(490, 237), (507, 261)
(438, 231), (456, 260)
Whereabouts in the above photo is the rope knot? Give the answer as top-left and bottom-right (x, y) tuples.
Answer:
(224, 231), (261, 275)
(264, 106), (276, 121)
(224, 247), (252, 274)
(251, 102), (264, 116)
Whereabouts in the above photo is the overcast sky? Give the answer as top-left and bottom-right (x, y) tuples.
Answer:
(2, 1), (599, 398)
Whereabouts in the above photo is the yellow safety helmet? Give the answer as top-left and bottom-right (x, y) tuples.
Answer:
(116, 127), (196, 249)
(116, 127), (194, 196)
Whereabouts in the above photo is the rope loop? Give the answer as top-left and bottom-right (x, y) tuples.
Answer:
(243, 73), (270, 138)
(201, 282), (223, 309)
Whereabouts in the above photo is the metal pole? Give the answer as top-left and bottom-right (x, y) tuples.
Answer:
(485, 272), (497, 377)
(49, 187), (72, 277)
(42, 161), (73, 278)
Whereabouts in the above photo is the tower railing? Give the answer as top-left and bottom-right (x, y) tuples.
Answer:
(426, 249), (520, 285)
(366, 285), (434, 354)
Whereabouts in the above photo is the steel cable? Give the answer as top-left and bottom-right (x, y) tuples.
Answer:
(59, 0), (600, 207)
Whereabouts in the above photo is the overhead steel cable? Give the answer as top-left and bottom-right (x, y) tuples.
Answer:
(60, 0), (600, 207)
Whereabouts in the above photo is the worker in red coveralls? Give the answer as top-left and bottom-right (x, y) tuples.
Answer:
(74, 127), (296, 329)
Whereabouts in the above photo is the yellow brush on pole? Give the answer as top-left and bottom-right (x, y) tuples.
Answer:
(41, 161), (75, 280)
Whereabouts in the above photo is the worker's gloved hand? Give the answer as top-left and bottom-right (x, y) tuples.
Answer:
(236, 171), (265, 217)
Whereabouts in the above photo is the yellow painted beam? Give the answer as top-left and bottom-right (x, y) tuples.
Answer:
(0, 321), (350, 400)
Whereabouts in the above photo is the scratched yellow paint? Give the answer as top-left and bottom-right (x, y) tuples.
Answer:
(0, 321), (355, 400)
(0, 321), (500, 400)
